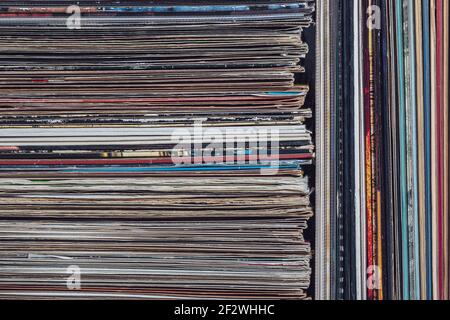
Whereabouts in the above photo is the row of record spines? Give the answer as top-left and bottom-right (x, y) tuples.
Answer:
(335, 0), (406, 301)
(336, 0), (353, 301)
(336, 0), (391, 301)
(335, 0), (450, 300)
(314, 0), (339, 300)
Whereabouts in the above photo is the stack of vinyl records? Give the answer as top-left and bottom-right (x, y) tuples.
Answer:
(322, 0), (449, 300)
(0, 1), (315, 299)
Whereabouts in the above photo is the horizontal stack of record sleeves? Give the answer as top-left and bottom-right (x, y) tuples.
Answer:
(0, 1), (316, 299)
(318, 0), (449, 300)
